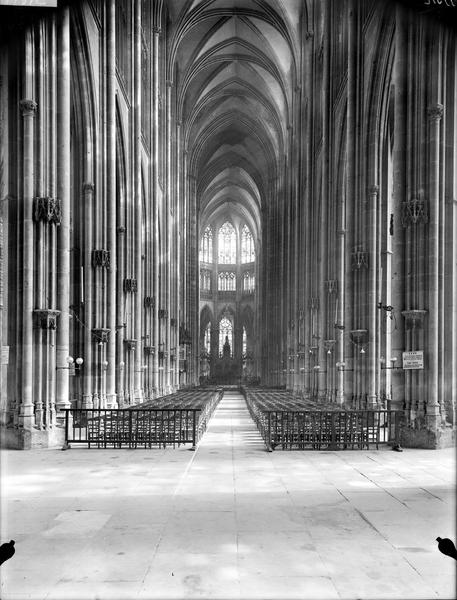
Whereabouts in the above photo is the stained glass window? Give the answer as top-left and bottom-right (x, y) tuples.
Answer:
(243, 272), (255, 292)
(204, 323), (211, 353)
(199, 226), (213, 263)
(218, 272), (236, 291)
(200, 269), (211, 291)
(218, 222), (236, 264)
(219, 317), (233, 356)
(241, 224), (255, 263)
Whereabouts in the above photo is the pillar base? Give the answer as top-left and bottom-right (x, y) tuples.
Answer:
(0, 425), (66, 449)
(399, 422), (455, 449)
(106, 394), (118, 408)
(81, 394), (93, 409)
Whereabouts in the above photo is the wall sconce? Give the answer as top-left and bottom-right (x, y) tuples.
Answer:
(57, 356), (84, 370)
(324, 340), (336, 355)
(380, 356), (401, 370)
(349, 329), (368, 354)
(336, 361), (353, 372)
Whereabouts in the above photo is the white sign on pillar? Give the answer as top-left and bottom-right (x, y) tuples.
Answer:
(402, 351), (424, 370)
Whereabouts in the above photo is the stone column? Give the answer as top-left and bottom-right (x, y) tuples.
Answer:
(106, 0), (117, 407)
(165, 80), (173, 393)
(82, 183), (94, 408)
(175, 121), (181, 388)
(367, 185), (379, 406)
(345, 0), (357, 403)
(152, 23), (161, 395)
(427, 102), (444, 425)
(19, 96), (37, 428)
(55, 4), (71, 411)
(133, 0), (143, 402)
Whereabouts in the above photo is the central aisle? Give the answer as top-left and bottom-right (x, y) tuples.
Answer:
(138, 390), (343, 599)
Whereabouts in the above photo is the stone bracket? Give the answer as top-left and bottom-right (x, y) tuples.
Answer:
(33, 309), (60, 330)
(401, 309), (427, 330)
(123, 278), (138, 293)
(92, 249), (110, 269)
(33, 197), (62, 225)
(92, 328), (110, 344)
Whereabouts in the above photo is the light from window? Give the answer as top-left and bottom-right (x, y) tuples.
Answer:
(241, 224), (255, 263)
(204, 323), (211, 354)
(218, 222), (236, 264)
(200, 269), (211, 292)
(242, 326), (247, 355)
(243, 271), (255, 292)
(219, 317), (233, 356)
(218, 271), (236, 291)
(199, 226), (213, 263)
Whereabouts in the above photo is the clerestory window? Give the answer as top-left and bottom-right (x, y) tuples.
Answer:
(241, 224), (255, 263)
(218, 222), (236, 264)
(218, 271), (236, 291)
(200, 226), (213, 263)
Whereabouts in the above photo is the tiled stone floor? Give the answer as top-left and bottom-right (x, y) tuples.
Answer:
(1, 391), (456, 599)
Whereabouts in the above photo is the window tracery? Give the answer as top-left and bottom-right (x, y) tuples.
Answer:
(204, 323), (211, 354)
(219, 317), (233, 357)
(218, 272), (236, 291)
(218, 222), (236, 264)
(241, 224), (255, 263)
(199, 226), (213, 263)
(243, 271), (255, 292)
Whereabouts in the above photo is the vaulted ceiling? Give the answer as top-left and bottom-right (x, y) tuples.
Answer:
(167, 0), (302, 241)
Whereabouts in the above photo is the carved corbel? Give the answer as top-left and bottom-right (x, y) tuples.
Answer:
(33, 309), (60, 330)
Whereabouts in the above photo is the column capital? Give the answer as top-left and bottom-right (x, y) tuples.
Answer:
(166, 79), (173, 88)
(92, 328), (111, 344)
(427, 103), (444, 121)
(401, 309), (427, 330)
(152, 25), (162, 35)
(368, 185), (379, 197)
(83, 182), (95, 193)
(19, 99), (37, 116)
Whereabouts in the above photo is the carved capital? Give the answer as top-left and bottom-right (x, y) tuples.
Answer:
(83, 182), (95, 193)
(144, 346), (155, 356)
(33, 197), (61, 225)
(352, 247), (369, 270)
(166, 80), (173, 88)
(159, 309), (168, 319)
(401, 309), (427, 330)
(33, 309), (60, 330)
(324, 339), (336, 353)
(325, 279), (338, 295)
(124, 339), (137, 351)
(123, 278), (138, 293)
(152, 25), (161, 35)
(349, 329), (368, 345)
(92, 328), (110, 344)
(144, 295), (155, 309)
(92, 249), (110, 269)
(401, 197), (428, 227)
(309, 296), (319, 310)
(368, 185), (379, 197)
(427, 103), (444, 121)
(19, 99), (37, 116)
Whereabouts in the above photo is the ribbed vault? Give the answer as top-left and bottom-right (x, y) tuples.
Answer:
(168, 0), (299, 238)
